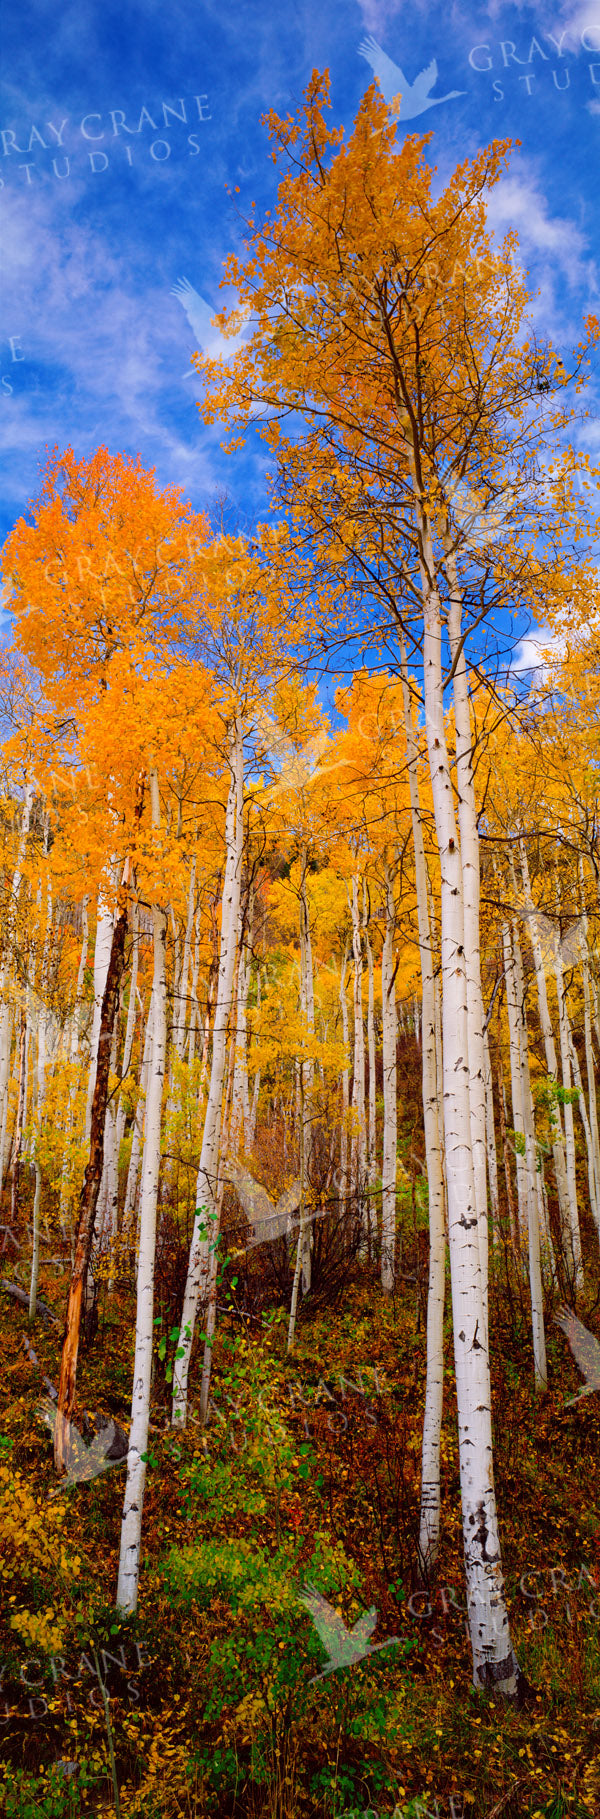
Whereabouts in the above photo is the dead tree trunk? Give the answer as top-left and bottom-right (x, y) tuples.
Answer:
(54, 787), (145, 1473)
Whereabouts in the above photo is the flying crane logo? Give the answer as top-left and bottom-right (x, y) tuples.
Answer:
(442, 469), (518, 554)
(171, 277), (251, 374)
(298, 1583), (401, 1682)
(39, 1396), (129, 1492)
(224, 1158), (302, 1251)
(171, 276), (273, 424)
(555, 1308), (600, 1405)
(359, 37), (465, 127)
(510, 896), (586, 974)
(249, 705), (350, 802)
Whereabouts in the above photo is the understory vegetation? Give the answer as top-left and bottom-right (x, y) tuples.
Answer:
(1, 1121), (598, 1818)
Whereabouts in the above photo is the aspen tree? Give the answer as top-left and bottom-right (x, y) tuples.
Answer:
(122, 991), (154, 1240)
(349, 871), (367, 1240)
(117, 769), (168, 1615)
(578, 879), (600, 1220)
(482, 1024), (500, 1250)
(113, 903), (140, 1188)
(287, 1062), (306, 1353)
(339, 945), (350, 1192)
(298, 850), (315, 1290)
(58, 897), (89, 1232)
(416, 519), (523, 1675)
(363, 881), (378, 1219)
(187, 907), (202, 1065)
(510, 918), (547, 1388)
(0, 775), (35, 1186)
(248, 960), (262, 1145)
(496, 1035), (520, 1263)
(29, 817), (53, 1323)
(85, 895), (117, 1142)
(447, 554), (488, 1301)
(398, 647), (446, 1569)
(552, 885), (584, 1292)
(569, 1035), (600, 1243)
(172, 712), (244, 1429)
(196, 78), (595, 1690)
(502, 917), (528, 1253)
(518, 840), (573, 1243)
(230, 934), (252, 1152)
(380, 861), (397, 1293)
(53, 788), (145, 1472)
(10, 1008), (28, 1236)
(175, 860), (197, 1061)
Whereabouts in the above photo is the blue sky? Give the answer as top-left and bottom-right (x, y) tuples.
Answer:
(1, 0), (599, 669)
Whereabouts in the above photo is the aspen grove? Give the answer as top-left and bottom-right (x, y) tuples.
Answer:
(1, 75), (599, 1819)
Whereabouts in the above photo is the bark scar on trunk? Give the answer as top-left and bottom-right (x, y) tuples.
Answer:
(473, 1500), (499, 1562)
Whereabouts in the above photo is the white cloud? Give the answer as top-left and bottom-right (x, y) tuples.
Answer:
(0, 180), (223, 516)
(511, 627), (567, 680)
(483, 165), (598, 340)
(558, 2), (600, 47)
(478, 0), (600, 36)
(485, 173), (587, 274)
(356, 0), (412, 34)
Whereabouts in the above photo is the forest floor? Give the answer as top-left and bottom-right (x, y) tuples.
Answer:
(0, 1227), (599, 1819)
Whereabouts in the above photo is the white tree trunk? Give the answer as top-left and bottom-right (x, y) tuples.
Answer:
(553, 928), (583, 1292)
(363, 886), (377, 1216)
(426, 870), (444, 1140)
(0, 1004), (13, 1192)
(28, 824), (53, 1314)
(198, 903), (220, 1099)
(230, 898), (253, 1154)
(122, 992), (154, 1240)
(229, 949), (250, 1151)
(169, 909), (180, 1092)
(299, 853), (315, 1292)
(399, 641), (446, 1573)
(349, 873), (367, 1243)
(57, 900), (90, 1234)
(114, 903), (140, 1171)
(28, 1162), (42, 1323)
(510, 922), (547, 1390)
(380, 863), (397, 1293)
(0, 778), (35, 1185)
(537, 1160), (557, 1288)
(339, 946), (350, 1193)
(117, 772), (167, 1614)
(419, 534), (519, 1692)
(570, 1036), (600, 1244)
(502, 920), (528, 1252)
(248, 963), (261, 1145)
(85, 894), (117, 1143)
(70, 899), (90, 1066)
(287, 1066), (306, 1353)
(518, 842), (572, 1242)
(448, 560), (488, 1302)
(187, 908), (202, 1064)
(172, 713), (244, 1429)
(34, 828), (53, 1119)
(170, 857), (197, 1063)
(581, 941), (600, 1219)
(483, 1026), (499, 1251)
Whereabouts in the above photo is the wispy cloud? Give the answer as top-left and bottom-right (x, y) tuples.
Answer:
(0, 179), (225, 515)
(475, 0), (600, 31)
(511, 627), (568, 681)
(485, 172), (589, 277)
(484, 166), (598, 339)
